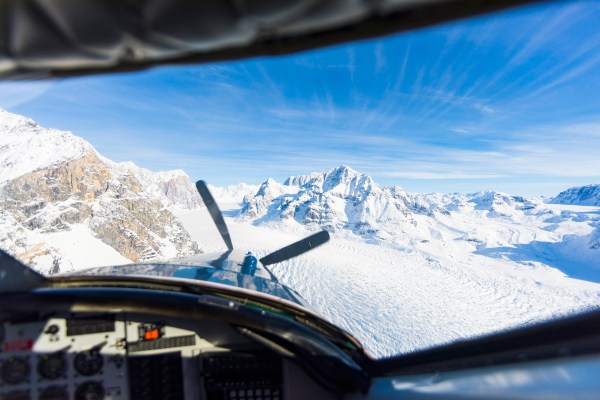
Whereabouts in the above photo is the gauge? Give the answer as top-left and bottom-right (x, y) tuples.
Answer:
(1, 357), (30, 385)
(44, 325), (60, 335)
(74, 349), (103, 376)
(75, 381), (104, 400)
(37, 354), (67, 380)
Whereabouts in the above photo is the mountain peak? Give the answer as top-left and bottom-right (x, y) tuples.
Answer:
(0, 109), (95, 184)
(256, 177), (288, 197)
(321, 165), (375, 196)
(328, 164), (357, 175)
(0, 107), (40, 131)
(239, 166), (410, 233)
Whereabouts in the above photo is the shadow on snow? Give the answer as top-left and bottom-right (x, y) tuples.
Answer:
(475, 238), (600, 284)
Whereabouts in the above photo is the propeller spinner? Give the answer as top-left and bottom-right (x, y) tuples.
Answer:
(195, 180), (330, 267)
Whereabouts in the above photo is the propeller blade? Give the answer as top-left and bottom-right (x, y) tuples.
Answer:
(260, 230), (330, 266)
(196, 180), (234, 251)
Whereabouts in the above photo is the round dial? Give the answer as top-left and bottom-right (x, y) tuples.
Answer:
(39, 385), (68, 400)
(1, 357), (30, 385)
(75, 381), (104, 400)
(74, 350), (103, 376)
(37, 354), (67, 380)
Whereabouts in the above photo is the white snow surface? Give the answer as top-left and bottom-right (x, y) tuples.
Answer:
(36, 224), (131, 271)
(0, 108), (94, 184)
(207, 183), (260, 205)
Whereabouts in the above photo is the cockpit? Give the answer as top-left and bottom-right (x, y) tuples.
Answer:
(1, 311), (337, 400)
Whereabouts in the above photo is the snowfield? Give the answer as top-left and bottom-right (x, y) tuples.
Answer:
(176, 194), (600, 358)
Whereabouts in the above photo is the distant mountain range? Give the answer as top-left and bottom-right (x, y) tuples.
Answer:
(237, 164), (590, 235)
(1, 108), (599, 277)
(0, 108), (202, 274)
(233, 166), (600, 281)
(551, 184), (600, 206)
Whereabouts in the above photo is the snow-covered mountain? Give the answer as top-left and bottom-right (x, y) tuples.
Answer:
(0, 109), (93, 184)
(0, 108), (202, 274)
(238, 165), (542, 238)
(236, 165), (600, 281)
(551, 184), (600, 206)
(239, 166), (415, 239)
(108, 161), (203, 209)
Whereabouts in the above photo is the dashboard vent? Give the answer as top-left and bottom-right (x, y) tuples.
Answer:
(66, 315), (115, 336)
(128, 335), (196, 353)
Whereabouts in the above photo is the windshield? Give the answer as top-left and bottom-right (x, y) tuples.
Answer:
(1, 1), (599, 359)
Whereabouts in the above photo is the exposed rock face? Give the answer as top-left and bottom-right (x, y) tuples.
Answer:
(110, 161), (203, 209)
(158, 172), (202, 209)
(3, 152), (105, 230)
(0, 108), (201, 274)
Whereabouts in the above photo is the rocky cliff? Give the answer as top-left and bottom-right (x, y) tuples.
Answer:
(0, 108), (201, 274)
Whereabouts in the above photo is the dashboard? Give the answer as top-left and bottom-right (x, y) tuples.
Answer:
(0, 313), (336, 400)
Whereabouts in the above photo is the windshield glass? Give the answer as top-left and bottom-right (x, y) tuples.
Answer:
(1, 1), (599, 359)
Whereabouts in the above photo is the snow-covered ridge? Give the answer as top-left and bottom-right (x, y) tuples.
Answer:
(239, 165), (414, 236)
(551, 184), (600, 206)
(287, 165), (378, 198)
(0, 108), (202, 210)
(0, 108), (95, 184)
(241, 165), (544, 234)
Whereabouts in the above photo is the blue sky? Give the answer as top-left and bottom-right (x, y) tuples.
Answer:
(1, 1), (599, 197)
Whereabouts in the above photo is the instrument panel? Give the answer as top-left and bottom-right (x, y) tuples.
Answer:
(0, 313), (310, 400)
(0, 315), (126, 400)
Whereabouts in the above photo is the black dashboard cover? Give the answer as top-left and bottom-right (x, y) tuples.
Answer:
(0, 0), (540, 78)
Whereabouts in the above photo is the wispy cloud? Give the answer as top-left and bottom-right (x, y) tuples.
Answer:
(381, 171), (505, 180)
(375, 42), (388, 73)
(0, 81), (54, 109)
(473, 103), (494, 114)
(3, 1), (599, 197)
(347, 48), (356, 82)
